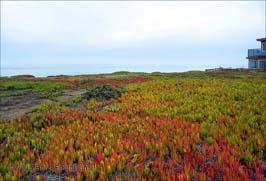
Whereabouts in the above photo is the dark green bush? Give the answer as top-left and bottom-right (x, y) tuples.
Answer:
(83, 85), (125, 101)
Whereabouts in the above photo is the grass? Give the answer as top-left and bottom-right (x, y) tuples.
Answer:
(0, 91), (27, 98)
(72, 95), (83, 104)
(38, 92), (63, 101)
(0, 81), (69, 91)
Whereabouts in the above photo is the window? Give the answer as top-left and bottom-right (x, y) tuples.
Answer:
(259, 60), (266, 68)
(248, 49), (254, 56)
(249, 61), (257, 68)
(262, 42), (266, 51)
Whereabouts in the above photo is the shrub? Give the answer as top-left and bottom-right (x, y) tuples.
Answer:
(83, 85), (125, 102)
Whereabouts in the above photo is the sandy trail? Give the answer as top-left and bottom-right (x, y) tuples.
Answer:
(0, 89), (86, 121)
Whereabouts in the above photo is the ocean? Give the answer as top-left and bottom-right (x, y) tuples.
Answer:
(1, 64), (224, 77)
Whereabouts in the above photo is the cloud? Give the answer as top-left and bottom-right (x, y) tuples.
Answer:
(2, 1), (265, 49)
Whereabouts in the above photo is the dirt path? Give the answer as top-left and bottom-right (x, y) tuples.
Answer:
(0, 89), (87, 121)
(0, 92), (52, 120)
(56, 89), (87, 104)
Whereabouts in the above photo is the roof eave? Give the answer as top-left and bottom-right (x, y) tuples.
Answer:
(256, 38), (266, 42)
(247, 55), (266, 59)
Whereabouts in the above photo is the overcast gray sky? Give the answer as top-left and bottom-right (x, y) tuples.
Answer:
(1, 1), (265, 70)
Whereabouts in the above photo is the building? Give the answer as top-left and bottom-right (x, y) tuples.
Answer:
(247, 38), (266, 69)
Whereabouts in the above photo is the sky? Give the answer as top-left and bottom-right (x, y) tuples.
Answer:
(1, 1), (265, 74)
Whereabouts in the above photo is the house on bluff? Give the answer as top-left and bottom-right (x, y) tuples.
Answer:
(247, 38), (266, 69)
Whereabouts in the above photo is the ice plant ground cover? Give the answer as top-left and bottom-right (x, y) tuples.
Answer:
(0, 71), (265, 180)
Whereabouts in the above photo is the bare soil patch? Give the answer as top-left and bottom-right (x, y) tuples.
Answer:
(0, 89), (87, 121)
(0, 92), (52, 120)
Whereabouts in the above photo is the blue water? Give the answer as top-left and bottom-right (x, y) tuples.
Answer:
(1, 64), (225, 77)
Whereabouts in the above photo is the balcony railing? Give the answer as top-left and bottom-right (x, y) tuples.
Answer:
(248, 49), (266, 57)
